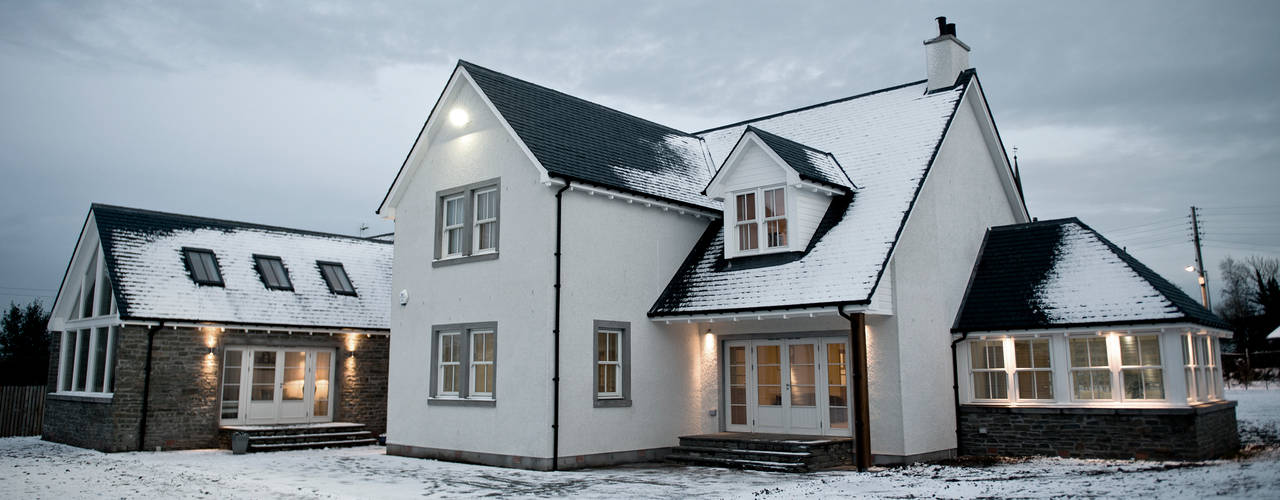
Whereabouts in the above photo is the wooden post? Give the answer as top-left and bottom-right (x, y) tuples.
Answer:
(850, 313), (871, 471)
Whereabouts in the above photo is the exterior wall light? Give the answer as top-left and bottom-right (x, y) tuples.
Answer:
(448, 108), (470, 127)
(207, 346), (216, 356)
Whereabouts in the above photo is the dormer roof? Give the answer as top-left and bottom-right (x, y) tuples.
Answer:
(744, 126), (855, 191)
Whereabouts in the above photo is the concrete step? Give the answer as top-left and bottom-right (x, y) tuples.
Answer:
(670, 445), (812, 464)
(246, 430), (373, 443)
(248, 437), (379, 451)
(667, 453), (811, 473)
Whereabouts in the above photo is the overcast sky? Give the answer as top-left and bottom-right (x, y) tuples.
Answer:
(2, 1), (1277, 310)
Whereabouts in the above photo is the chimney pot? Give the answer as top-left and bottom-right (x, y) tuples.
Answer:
(945, 23), (957, 37)
(924, 17), (971, 92)
(936, 17), (947, 35)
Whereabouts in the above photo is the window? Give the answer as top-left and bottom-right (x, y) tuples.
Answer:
(474, 188), (498, 254)
(434, 179), (500, 266)
(317, 261), (356, 296)
(183, 248), (223, 286)
(429, 322), (497, 406)
(593, 320), (631, 407)
(763, 187), (787, 248)
(735, 192), (758, 251)
(221, 350), (242, 419)
(1119, 335), (1163, 400)
(970, 340), (1007, 400)
(731, 186), (789, 254)
(1014, 338), (1053, 400)
(254, 255), (293, 291)
(56, 326), (116, 395)
(1184, 334), (1221, 402)
(1070, 337), (1112, 400)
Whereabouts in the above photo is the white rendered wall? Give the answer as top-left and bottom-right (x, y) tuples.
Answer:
(386, 81), (558, 459)
(719, 141), (786, 193)
(557, 190), (710, 456)
(792, 188), (830, 250)
(888, 89), (1024, 458)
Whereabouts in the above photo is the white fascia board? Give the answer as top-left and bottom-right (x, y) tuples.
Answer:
(62, 315), (121, 331)
(705, 132), (799, 200)
(566, 181), (720, 220)
(952, 322), (1231, 340)
(120, 319), (390, 336)
(48, 213), (100, 332)
(378, 66), (551, 219)
(796, 179), (846, 197)
(651, 304), (860, 323)
(963, 78), (1031, 223)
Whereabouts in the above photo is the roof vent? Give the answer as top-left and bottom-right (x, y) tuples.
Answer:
(924, 16), (971, 92)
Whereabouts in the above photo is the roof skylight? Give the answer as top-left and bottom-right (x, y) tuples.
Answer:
(183, 248), (224, 286)
(317, 261), (356, 296)
(254, 255), (293, 291)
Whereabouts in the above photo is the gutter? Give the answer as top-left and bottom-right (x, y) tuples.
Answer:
(137, 320), (165, 451)
(551, 179), (570, 471)
(837, 306), (871, 471)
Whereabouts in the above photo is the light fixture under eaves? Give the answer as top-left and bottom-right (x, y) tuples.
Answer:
(448, 108), (470, 127)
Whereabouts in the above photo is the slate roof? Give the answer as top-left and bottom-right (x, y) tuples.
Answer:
(953, 218), (1230, 332)
(459, 61), (719, 211)
(743, 126), (854, 190)
(651, 74), (973, 316)
(89, 204), (391, 330)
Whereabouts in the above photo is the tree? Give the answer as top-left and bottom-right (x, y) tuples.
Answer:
(0, 300), (51, 386)
(1215, 256), (1280, 353)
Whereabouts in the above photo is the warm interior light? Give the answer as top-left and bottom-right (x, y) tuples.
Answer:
(448, 108), (470, 127)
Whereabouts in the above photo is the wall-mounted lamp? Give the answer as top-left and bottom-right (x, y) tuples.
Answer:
(448, 108), (470, 127)
(347, 351), (356, 359)
(207, 346), (216, 355)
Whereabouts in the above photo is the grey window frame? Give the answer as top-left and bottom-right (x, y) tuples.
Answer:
(433, 178), (501, 267)
(593, 320), (632, 408)
(428, 321), (497, 407)
(182, 247), (224, 286)
(316, 261), (357, 296)
(253, 254), (294, 291)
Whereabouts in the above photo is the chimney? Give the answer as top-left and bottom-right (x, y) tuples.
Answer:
(924, 16), (971, 92)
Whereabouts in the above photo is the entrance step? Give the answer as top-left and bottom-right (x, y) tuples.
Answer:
(221, 423), (378, 453)
(668, 433), (852, 472)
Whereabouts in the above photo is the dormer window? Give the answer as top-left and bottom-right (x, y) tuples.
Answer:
(733, 186), (789, 254)
(183, 248), (224, 286)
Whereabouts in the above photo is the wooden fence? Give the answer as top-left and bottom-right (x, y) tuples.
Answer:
(0, 385), (45, 437)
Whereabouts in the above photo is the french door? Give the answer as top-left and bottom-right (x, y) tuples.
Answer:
(220, 347), (334, 425)
(724, 338), (850, 436)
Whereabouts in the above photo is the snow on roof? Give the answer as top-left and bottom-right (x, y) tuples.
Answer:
(953, 218), (1230, 332)
(459, 61), (720, 211)
(93, 204), (391, 330)
(745, 126), (853, 190)
(651, 76), (969, 315)
(1268, 325), (1280, 340)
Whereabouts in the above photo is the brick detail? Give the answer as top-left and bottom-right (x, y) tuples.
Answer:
(958, 402), (1239, 460)
(42, 325), (388, 452)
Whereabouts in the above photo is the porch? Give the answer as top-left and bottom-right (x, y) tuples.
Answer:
(668, 432), (853, 472)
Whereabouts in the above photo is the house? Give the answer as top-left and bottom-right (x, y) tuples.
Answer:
(43, 204), (392, 452)
(952, 218), (1236, 459)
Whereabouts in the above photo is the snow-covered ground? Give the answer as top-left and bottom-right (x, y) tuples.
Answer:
(5, 389), (1280, 499)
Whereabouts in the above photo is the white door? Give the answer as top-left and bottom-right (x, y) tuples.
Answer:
(222, 347), (335, 425)
(723, 337), (851, 436)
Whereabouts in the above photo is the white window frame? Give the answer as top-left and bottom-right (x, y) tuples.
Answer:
(734, 191), (758, 252)
(1183, 333), (1222, 403)
(1068, 335), (1114, 402)
(441, 194), (466, 258)
(969, 339), (1008, 401)
(1118, 334), (1164, 401)
(469, 329), (495, 398)
(428, 322), (497, 406)
(1012, 338), (1054, 401)
(437, 331), (462, 397)
(472, 188), (498, 255)
(729, 185), (791, 256)
(55, 253), (118, 398)
(593, 320), (631, 407)
(597, 329), (623, 399)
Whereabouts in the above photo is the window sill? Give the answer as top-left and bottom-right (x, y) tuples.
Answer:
(48, 392), (114, 404)
(432, 252), (499, 268)
(427, 397), (496, 407)
(594, 398), (632, 408)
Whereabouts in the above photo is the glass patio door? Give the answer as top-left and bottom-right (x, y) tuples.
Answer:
(722, 338), (851, 436)
(221, 347), (335, 425)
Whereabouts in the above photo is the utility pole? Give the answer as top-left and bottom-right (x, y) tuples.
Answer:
(1190, 206), (1211, 310)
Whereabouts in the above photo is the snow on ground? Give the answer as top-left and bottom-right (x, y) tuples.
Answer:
(5, 389), (1280, 499)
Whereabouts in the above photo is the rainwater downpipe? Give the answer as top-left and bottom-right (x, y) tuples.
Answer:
(551, 179), (570, 471)
(838, 306), (871, 471)
(137, 321), (165, 451)
(950, 331), (971, 456)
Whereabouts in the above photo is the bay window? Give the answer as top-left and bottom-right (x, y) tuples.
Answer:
(732, 186), (789, 254)
(1183, 334), (1222, 403)
(1014, 339), (1053, 400)
(1069, 337), (1112, 400)
(970, 340), (1007, 400)
(1119, 335), (1163, 400)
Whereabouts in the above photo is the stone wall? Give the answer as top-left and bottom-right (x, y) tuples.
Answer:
(42, 325), (389, 452)
(958, 402), (1239, 460)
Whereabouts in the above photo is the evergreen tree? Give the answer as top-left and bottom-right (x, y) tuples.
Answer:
(0, 300), (51, 386)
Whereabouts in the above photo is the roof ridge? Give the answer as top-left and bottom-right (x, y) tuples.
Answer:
(90, 203), (391, 244)
(694, 78), (930, 136)
(746, 125), (834, 157)
(989, 217), (1082, 231)
(457, 59), (697, 138)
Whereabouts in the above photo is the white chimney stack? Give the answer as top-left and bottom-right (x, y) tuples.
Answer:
(924, 16), (970, 92)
